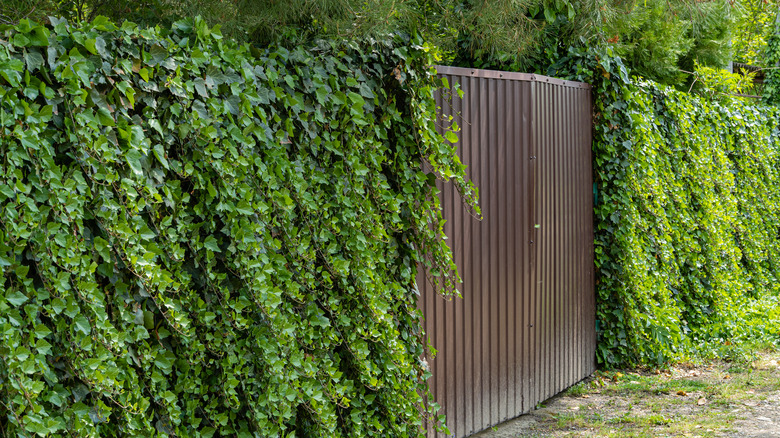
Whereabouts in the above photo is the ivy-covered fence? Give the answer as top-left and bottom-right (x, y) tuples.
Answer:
(550, 48), (780, 367)
(0, 17), (476, 437)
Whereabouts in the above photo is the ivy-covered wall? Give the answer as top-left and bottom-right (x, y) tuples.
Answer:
(0, 17), (476, 437)
(551, 48), (780, 367)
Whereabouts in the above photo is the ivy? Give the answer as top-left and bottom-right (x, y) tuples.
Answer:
(550, 46), (780, 368)
(763, 12), (780, 105)
(0, 16), (476, 437)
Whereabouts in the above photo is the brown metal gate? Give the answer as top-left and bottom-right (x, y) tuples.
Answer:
(419, 66), (596, 438)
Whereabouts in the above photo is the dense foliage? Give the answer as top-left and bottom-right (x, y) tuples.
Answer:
(604, 0), (732, 86)
(732, 0), (780, 65)
(548, 48), (780, 367)
(449, 0), (736, 86)
(762, 12), (780, 105)
(0, 16), (477, 436)
(3, 0), (739, 86)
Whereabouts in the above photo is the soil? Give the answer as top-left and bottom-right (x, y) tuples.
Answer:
(472, 353), (780, 438)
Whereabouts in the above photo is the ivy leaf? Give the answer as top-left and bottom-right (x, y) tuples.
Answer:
(24, 50), (44, 72)
(148, 45), (168, 66)
(315, 86), (328, 104)
(444, 130), (459, 144)
(94, 37), (108, 58)
(97, 107), (115, 127)
(27, 26), (50, 47)
(348, 92), (365, 107)
(34, 324), (52, 339)
(139, 67), (150, 82)
(91, 16), (117, 31)
(153, 144), (169, 169)
(544, 7), (556, 23)
(154, 350), (174, 374)
(0, 59), (25, 87)
(74, 315), (91, 335)
(236, 201), (253, 215)
(203, 236), (221, 252)
(116, 81), (135, 108)
(93, 237), (111, 261)
(6, 291), (29, 307)
(84, 39), (99, 55)
(125, 150), (144, 177)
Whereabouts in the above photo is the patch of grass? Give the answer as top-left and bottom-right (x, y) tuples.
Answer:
(553, 412), (589, 428)
(605, 412), (638, 425)
(525, 352), (780, 438)
(643, 414), (671, 426)
(564, 381), (589, 397)
(598, 372), (712, 397)
(728, 364), (750, 374)
(541, 407), (732, 437)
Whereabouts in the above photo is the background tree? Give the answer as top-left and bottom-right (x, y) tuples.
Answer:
(0, 0), (769, 87)
(2, 0), (169, 25)
(733, 0), (780, 66)
(600, 0), (734, 85)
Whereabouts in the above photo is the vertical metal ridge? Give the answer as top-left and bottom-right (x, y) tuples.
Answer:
(467, 75), (478, 436)
(488, 77), (498, 422)
(495, 77), (508, 422)
(562, 85), (571, 389)
(506, 78), (517, 418)
(566, 87), (582, 386)
(453, 74), (466, 438)
(568, 87), (575, 386)
(576, 87), (580, 382)
(478, 74), (489, 431)
(550, 85), (566, 394)
(569, 86), (577, 387)
(470, 74), (480, 435)
(545, 81), (553, 401)
(521, 80), (532, 414)
(537, 81), (546, 403)
(510, 79), (520, 414)
(446, 74), (457, 438)
(576, 87), (585, 382)
(530, 80), (539, 409)
(559, 84), (566, 388)
(537, 82), (546, 403)
(547, 82), (555, 400)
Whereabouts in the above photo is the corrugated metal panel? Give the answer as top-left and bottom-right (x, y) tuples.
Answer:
(419, 66), (595, 438)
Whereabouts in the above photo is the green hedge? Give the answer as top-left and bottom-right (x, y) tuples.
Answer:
(0, 17), (476, 437)
(551, 48), (780, 367)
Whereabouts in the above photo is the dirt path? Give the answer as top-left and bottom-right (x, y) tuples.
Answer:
(472, 353), (780, 438)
